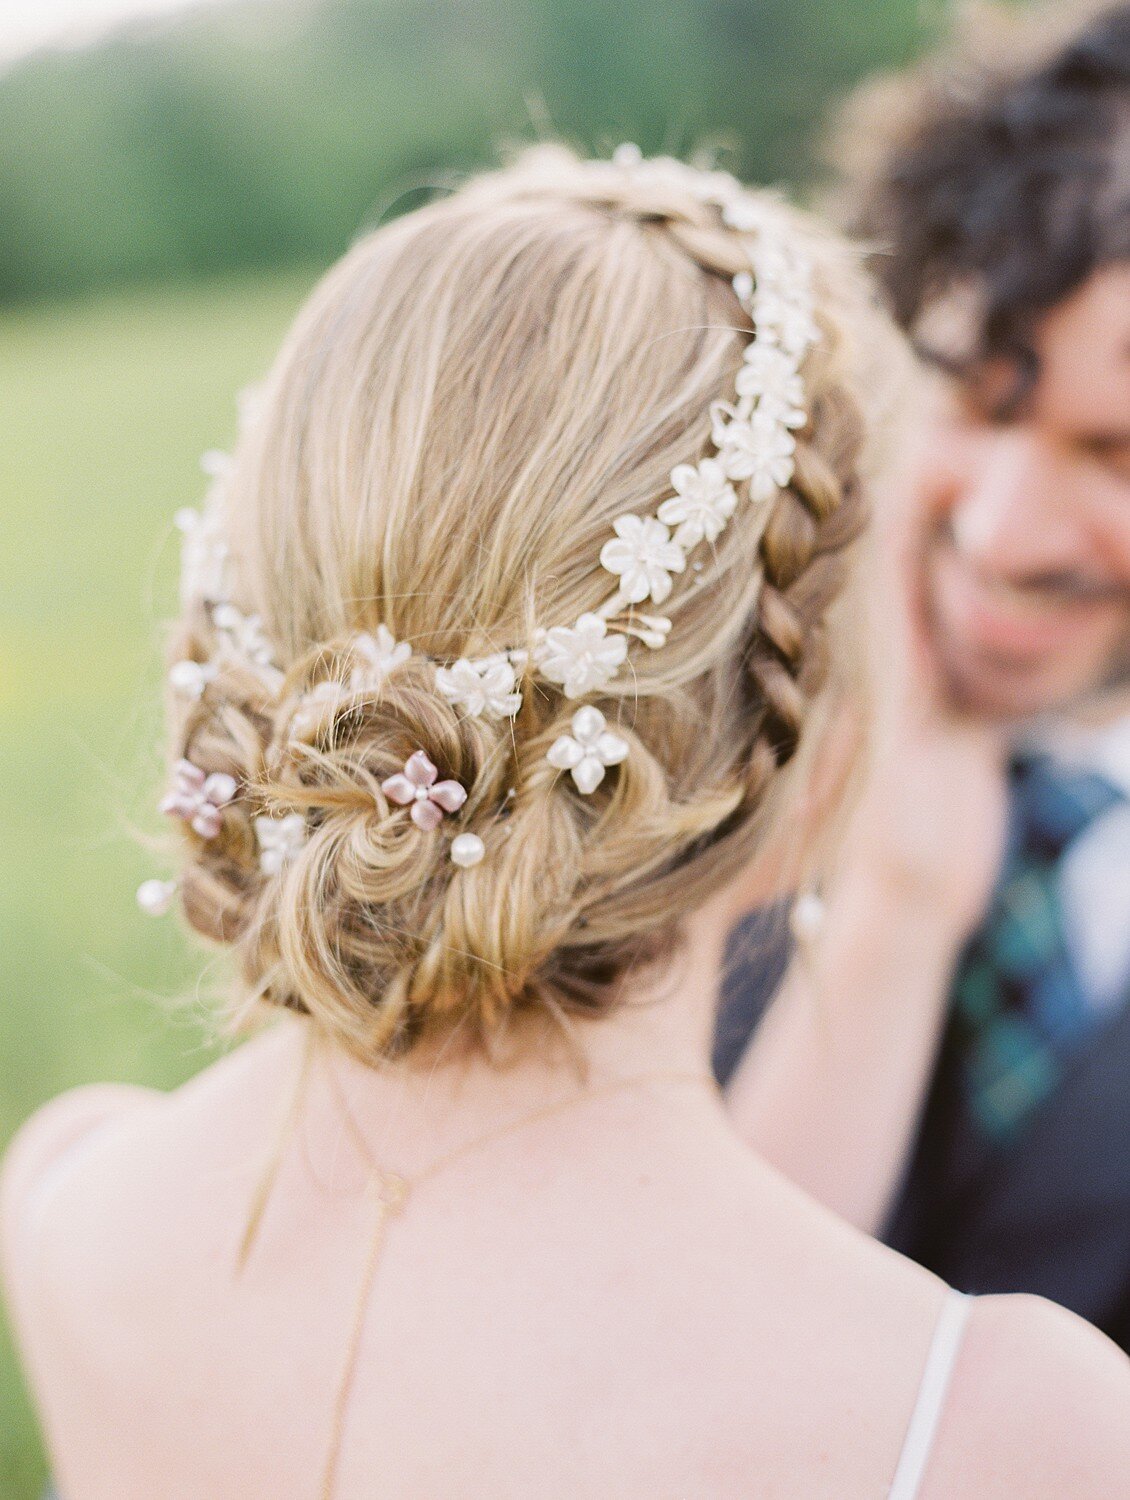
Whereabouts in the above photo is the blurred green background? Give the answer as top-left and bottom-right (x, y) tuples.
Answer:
(0, 0), (962, 1488)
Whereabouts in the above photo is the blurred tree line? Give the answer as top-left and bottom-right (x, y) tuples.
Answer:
(0, 0), (938, 304)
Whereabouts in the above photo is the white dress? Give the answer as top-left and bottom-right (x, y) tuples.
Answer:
(889, 1289), (973, 1499)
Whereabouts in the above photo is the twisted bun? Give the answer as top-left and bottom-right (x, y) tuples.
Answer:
(158, 146), (898, 1064)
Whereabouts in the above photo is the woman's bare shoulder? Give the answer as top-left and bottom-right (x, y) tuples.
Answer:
(1, 1020), (305, 1325)
(923, 1292), (1130, 1500)
(1, 1083), (163, 1264)
(0, 1078), (168, 1394)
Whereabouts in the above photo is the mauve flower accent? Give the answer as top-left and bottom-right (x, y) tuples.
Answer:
(160, 759), (236, 840)
(381, 751), (468, 830)
(428, 781), (468, 814)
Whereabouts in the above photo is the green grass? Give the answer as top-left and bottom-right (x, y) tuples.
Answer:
(0, 270), (316, 1495)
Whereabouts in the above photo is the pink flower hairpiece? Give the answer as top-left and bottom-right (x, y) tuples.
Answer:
(160, 758), (237, 839)
(382, 750), (467, 830)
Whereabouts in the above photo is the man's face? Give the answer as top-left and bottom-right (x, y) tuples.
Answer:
(917, 262), (1130, 720)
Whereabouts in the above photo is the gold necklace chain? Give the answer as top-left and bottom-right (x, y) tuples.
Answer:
(318, 1061), (717, 1500)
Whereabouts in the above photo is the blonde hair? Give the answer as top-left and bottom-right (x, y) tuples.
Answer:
(163, 146), (893, 1065)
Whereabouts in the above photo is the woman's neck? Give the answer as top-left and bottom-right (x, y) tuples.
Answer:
(296, 896), (733, 1184)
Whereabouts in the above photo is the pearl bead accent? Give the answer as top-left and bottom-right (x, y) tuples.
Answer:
(450, 833), (486, 868)
(136, 878), (176, 916)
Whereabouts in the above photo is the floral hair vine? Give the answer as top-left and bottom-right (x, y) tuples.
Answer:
(140, 147), (817, 913)
(430, 150), (818, 725)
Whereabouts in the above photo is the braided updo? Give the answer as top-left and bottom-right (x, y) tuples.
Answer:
(159, 145), (897, 1064)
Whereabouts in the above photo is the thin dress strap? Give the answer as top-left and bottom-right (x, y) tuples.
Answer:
(888, 1289), (973, 1500)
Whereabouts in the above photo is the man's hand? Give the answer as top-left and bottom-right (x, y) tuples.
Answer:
(847, 446), (1010, 939)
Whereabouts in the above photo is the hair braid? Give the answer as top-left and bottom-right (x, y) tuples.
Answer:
(744, 433), (866, 772)
(572, 174), (870, 794)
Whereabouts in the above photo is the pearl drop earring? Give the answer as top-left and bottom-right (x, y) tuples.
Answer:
(789, 890), (825, 946)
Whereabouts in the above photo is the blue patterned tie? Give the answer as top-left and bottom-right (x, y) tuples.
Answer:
(953, 754), (1124, 1145)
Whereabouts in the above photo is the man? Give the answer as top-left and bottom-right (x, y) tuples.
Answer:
(722, 0), (1130, 1351)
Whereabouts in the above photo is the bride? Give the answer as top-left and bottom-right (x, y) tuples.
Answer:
(3, 146), (1128, 1499)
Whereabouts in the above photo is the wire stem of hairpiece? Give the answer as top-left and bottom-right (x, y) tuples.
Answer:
(607, 612), (672, 649)
(595, 589), (633, 621)
(236, 1022), (317, 1273)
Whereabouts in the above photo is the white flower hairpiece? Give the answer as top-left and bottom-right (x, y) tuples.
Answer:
(546, 706), (629, 794)
(533, 613), (629, 701)
(254, 812), (307, 874)
(150, 148), (819, 906)
(599, 515), (686, 606)
(212, 602), (285, 693)
(174, 505), (229, 609)
(289, 679), (346, 742)
(351, 624), (411, 686)
(212, 603), (275, 668)
(436, 655), (523, 719)
(657, 460), (738, 549)
(168, 658), (219, 700)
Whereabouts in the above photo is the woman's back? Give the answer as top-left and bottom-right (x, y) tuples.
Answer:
(8, 1017), (1130, 1500)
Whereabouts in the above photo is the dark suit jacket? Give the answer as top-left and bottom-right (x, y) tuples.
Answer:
(715, 913), (1130, 1355)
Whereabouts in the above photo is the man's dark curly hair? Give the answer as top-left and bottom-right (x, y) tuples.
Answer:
(837, 2), (1130, 409)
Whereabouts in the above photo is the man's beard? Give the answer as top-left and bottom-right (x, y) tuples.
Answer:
(925, 523), (1130, 724)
